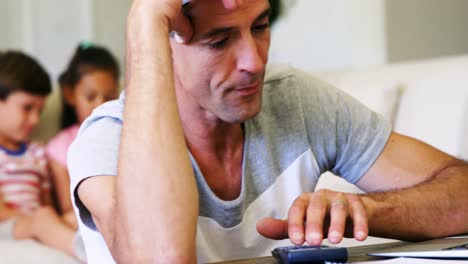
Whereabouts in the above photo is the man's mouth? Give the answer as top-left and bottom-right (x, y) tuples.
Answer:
(235, 80), (261, 96)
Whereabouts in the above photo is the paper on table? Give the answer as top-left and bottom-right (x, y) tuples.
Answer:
(348, 257), (468, 264)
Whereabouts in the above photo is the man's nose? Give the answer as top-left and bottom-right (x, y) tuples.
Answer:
(236, 36), (264, 74)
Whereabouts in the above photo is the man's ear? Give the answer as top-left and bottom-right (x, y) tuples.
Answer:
(62, 85), (75, 106)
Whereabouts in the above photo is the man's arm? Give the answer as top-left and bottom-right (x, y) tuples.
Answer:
(78, 1), (198, 262)
(257, 132), (468, 245)
(358, 132), (468, 240)
(76, 0), (242, 263)
(114, 1), (198, 262)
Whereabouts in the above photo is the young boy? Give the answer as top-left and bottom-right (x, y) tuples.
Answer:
(0, 51), (82, 260)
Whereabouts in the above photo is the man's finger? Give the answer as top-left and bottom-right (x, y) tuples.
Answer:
(305, 194), (327, 245)
(256, 218), (288, 240)
(347, 194), (369, 241)
(222, 0), (243, 10)
(171, 6), (193, 44)
(288, 196), (310, 245)
(327, 199), (348, 244)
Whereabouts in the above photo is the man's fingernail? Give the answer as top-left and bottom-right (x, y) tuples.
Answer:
(174, 33), (184, 44)
(292, 232), (303, 241)
(329, 231), (341, 243)
(307, 232), (322, 244)
(356, 231), (366, 240)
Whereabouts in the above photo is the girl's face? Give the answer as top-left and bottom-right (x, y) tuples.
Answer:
(66, 70), (119, 124)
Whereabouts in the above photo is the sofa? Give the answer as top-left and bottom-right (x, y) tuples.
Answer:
(2, 55), (466, 263)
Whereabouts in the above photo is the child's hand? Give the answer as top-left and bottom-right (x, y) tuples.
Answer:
(62, 210), (78, 230)
(0, 193), (22, 221)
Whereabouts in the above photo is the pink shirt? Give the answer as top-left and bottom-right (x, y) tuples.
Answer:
(46, 124), (79, 168)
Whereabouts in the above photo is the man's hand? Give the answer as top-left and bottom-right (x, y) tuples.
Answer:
(128, 0), (243, 44)
(258, 133), (468, 246)
(257, 189), (369, 245)
(104, 0), (248, 262)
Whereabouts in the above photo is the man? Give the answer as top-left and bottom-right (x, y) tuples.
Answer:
(68, 0), (468, 263)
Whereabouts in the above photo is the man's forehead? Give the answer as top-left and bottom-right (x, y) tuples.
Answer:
(187, 1), (270, 29)
(186, 0), (270, 16)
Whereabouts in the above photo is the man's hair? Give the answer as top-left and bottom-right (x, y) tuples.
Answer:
(0, 51), (51, 100)
(182, 0), (282, 25)
(269, 0), (281, 25)
(59, 43), (120, 129)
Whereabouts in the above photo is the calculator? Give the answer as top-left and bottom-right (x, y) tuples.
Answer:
(271, 245), (348, 264)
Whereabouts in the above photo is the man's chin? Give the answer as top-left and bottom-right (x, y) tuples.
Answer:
(222, 104), (262, 123)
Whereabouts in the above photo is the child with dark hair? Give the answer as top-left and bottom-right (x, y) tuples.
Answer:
(0, 51), (82, 260)
(46, 43), (120, 227)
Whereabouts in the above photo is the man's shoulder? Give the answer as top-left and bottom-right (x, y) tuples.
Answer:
(264, 64), (300, 85)
(78, 97), (124, 135)
(264, 64), (332, 92)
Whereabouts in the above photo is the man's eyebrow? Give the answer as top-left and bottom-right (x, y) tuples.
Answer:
(197, 7), (272, 41)
(255, 7), (272, 23)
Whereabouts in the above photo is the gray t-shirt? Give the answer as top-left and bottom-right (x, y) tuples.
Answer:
(68, 65), (391, 263)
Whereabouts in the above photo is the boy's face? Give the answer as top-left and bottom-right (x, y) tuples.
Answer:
(0, 91), (46, 149)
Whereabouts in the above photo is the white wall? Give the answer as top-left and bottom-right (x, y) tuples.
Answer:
(268, 0), (387, 70)
(0, 0), (130, 81)
(0, 1), (24, 51)
(92, 0), (132, 73)
(3, 0), (468, 75)
(27, 0), (93, 80)
(0, 0), (93, 80)
(2, 0), (388, 75)
(385, 0), (468, 62)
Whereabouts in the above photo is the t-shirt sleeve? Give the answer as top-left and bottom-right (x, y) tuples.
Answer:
(68, 116), (122, 230)
(295, 70), (392, 184)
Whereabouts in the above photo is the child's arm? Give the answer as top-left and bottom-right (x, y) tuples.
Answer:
(0, 194), (34, 241)
(40, 183), (54, 207)
(46, 161), (78, 229)
(40, 162), (56, 211)
(48, 159), (73, 213)
(1, 179), (77, 257)
(0, 194), (20, 221)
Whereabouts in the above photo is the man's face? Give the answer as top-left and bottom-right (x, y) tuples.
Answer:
(171, 0), (271, 123)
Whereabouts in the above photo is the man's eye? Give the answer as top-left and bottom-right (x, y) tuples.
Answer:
(252, 24), (270, 32)
(208, 37), (229, 49)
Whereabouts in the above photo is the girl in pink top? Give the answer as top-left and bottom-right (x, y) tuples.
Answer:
(46, 43), (119, 228)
